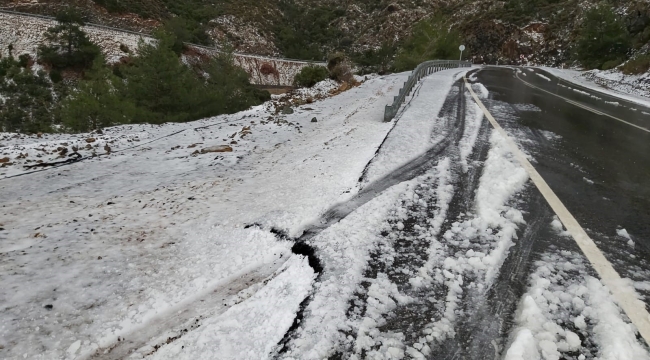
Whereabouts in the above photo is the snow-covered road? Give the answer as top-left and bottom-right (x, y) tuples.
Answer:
(2, 65), (650, 360)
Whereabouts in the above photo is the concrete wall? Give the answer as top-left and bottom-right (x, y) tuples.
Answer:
(0, 11), (324, 86)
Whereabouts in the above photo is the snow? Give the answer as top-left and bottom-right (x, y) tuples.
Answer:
(147, 255), (315, 360)
(505, 250), (650, 360)
(535, 73), (551, 81)
(617, 228), (635, 247)
(542, 67), (650, 108)
(0, 73), (411, 359)
(361, 68), (469, 184)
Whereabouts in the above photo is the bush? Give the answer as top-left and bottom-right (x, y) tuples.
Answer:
(327, 52), (354, 83)
(294, 66), (329, 87)
(393, 16), (465, 72)
(621, 55), (650, 75)
(0, 58), (59, 133)
(59, 30), (266, 132)
(351, 43), (397, 75)
(601, 59), (623, 70)
(18, 54), (31, 68)
(575, 5), (631, 70)
(49, 69), (63, 83)
(274, 2), (344, 60)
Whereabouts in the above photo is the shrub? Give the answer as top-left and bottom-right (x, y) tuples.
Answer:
(49, 69), (63, 83)
(67, 30), (266, 129)
(294, 66), (329, 87)
(274, 2), (344, 60)
(621, 55), (650, 75)
(393, 16), (465, 72)
(0, 58), (59, 133)
(327, 52), (354, 83)
(60, 56), (139, 132)
(18, 54), (31, 68)
(329, 62), (354, 83)
(601, 59), (623, 71)
(575, 5), (631, 70)
(351, 43), (397, 75)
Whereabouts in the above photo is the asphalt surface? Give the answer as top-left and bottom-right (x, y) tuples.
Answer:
(474, 67), (650, 280)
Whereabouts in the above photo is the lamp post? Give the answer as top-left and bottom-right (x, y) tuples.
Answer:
(459, 45), (466, 61)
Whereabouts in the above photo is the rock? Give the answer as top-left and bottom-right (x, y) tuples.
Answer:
(85, 138), (96, 143)
(43, 304), (53, 310)
(201, 145), (233, 154)
(37, 132), (42, 138)
(85, 144), (93, 150)
(281, 105), (294, 114)
(230, 140), (238, 145)
(95, 129), (103, 135)
(311, 117), (318, 122)
(0, 157), (9, 163)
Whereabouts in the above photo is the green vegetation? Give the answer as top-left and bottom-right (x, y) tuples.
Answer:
(37, 9), (101, 70)
(294, 66), (329, 88)
(0, 57), (63, 133)
(2, 13), (268, 134)
(351, 43), (397, 75)
(62, 30), (267, 131)
(274, 1), (345, 60)
(59, 56), (138, 132)
(575, 4), (631, 70)
(393, 17), (465, 72)
(621, 54), (650, 75)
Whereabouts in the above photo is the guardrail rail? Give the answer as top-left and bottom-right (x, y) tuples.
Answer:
(384, 60), (472, 122)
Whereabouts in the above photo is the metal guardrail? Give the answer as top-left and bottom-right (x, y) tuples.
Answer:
(0, 8), (327, 66)
(384, 60), (472, 122)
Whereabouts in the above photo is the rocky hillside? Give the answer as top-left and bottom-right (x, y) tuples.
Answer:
(1, 0), (649, 66)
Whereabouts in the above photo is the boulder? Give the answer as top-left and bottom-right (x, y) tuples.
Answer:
(311, 117), (318, 123)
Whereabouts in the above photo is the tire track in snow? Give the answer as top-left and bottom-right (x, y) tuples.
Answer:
(273, 80), (471, 357)
(84, 261), (288, 359)
(340, 80), (483, 358)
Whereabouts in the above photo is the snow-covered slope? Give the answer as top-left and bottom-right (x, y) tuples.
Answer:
(0, 73), (412, 359)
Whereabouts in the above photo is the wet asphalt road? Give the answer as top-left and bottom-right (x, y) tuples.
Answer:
(473, 66), (650, 306)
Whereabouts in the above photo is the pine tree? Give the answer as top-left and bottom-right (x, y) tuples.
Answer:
(37, 9), (101, 70)
(576, 5), (631, 70)
(59, 56), (138, 132)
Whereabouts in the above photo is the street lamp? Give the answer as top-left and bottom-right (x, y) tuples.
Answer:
(459, 45), (465, 61)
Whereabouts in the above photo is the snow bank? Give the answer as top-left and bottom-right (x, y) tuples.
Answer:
(505, 250), (650, 360)
(362, 68), (469, 184)
(542, 67), (650, 108)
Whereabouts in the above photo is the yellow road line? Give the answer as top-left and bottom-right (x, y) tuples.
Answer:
(464, 75), (650, 346)
(516, 71), (650, 133)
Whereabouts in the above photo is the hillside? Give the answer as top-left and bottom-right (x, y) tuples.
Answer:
(1, 0), (648, 66)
